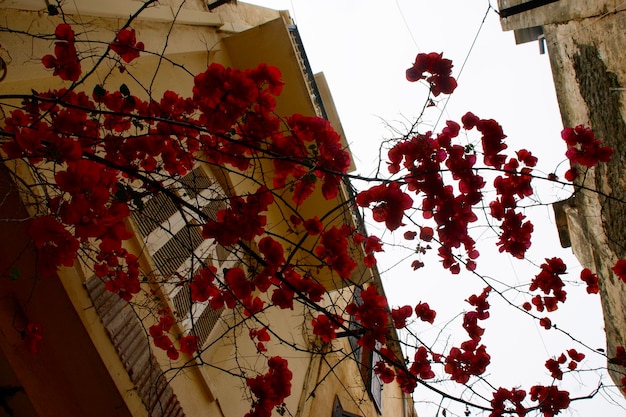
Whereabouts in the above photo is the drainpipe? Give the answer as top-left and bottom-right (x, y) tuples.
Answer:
(499, 0), (559, 18)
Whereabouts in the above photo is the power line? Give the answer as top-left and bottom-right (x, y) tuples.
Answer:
(434, 2), (493, 131)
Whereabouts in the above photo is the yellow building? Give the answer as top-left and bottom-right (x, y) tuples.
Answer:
(0, 2), (417, 417)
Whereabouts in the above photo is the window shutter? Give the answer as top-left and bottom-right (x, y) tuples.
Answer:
(130, 166), (232, 347)
(370, 344), (383, 413)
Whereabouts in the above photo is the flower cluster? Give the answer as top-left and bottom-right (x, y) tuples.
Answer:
(444, 339), (491, 384)
(109, 28), (144, 63)
(489, 387), (527, 417)
(580, 268), (599, 294)
(314, 225), (357, 279)
(463, 286), (491, 341)
(406, 52), (458, 96)
(561, 125), (613, 180)
(527, 258), (568, 313)
(149, 315), (179, 360)
(312, 313), (344, 343)
(529, 385), (570, 417)
(356, 182), (413, 231)
(346, 286), (389, 349)
(544, 349), (585, 380)
(245, 356), (292, 417)
(202, 186), (274, 246)
(41, 24), (81, 81)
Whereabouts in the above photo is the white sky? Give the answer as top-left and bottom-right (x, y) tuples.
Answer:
(243, 2), (626, 416)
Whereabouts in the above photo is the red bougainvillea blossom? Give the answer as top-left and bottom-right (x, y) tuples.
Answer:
(179, 335), (200, 355)
(41, 24), (82, 81)
(312, 313), (343, 343)
(444, 339), (491, 384)
(28, 215), (80, 279)
(463, 286), (491, 341)
(356, 182), (413, 231)
(529, 385), (570, 417)
(528, 258), (567, 313)
(611, 259), (626, 284)
(202, 186), (274, 246)
(406, 52), (458, 96)
(245, 356), (292, 417)
(23, 322), (44, 353)
(346, 286), (389, 349)
(149, 315), (179, 360)
(580, 268), (599, 294)
(544, 351), (583, 381)
(409, 346), (436, 380)
(414, 302), (436, 324)
(109, 28), (144, 63)
(562, 125), (613, 168)
(489, 387), (527, 417)
(391, 305), (413, 329)
(314, 225), (357, 279)
(249, 327), (271, 353)
(354, 232), (384, 267)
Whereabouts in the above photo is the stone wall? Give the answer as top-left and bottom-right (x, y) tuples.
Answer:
(499, 0), (626, 393)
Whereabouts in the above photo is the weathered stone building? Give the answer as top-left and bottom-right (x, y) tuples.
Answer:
(497, 0), (626, 393)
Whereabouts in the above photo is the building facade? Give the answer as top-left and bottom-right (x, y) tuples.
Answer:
(497, 0), (626, 394)
(0, 2), (416, 417)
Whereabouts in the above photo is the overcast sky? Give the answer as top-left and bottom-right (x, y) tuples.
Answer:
(243, 2), (625, 415)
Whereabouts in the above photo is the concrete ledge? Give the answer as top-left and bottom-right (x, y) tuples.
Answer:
(1, 0), (223, 27)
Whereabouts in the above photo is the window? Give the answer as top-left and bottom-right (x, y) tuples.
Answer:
(347, 287), (383, 413)
(332, 396), (362, 417)
(130, 166), (235, 347)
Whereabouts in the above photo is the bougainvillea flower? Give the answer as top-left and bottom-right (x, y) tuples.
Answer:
(611, 259), (626, 283)
(110, 28), (144, 63)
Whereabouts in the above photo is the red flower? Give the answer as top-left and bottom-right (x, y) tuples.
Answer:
(409, 346), (435, 379)
(529, 386), (570, 417)
(490, 387), (527, 417)
(250, 327), (271, 352)
(391, 305), (413, 329)
(414, 302), (436, 324)
(41, 24), (81, 81)
(396, 369), (418, 393)
(110, 28), (144, 63)
(29, 215), (80, 278)
(580, 268), (599, 294)
(419, 226), (434, 242)
(611, 259), (626, 283)
(315, 225), (357, 279)
(562, 125), (612, 167)
(609, 346), (626, 367)
(489, 388), (526, 417)
(539, 317), (552, 330)
(190, 266), (219, 303)
(303, 216), (323, 235)
(246, 356), (292, 417)
(356, 182), (413, 231)
(312, 314), (343, 343)
(567, 349), (585, 362)
(444, 340), (491, 384)
(24, 322), (43, 353)
(406, 52), (458, 96)
(179, 335), (199, 355)
(545, 353), (566, 380)
(403, 230), (417, 240)
(374, 361), (395, 383)
(55, 24), (75, 41)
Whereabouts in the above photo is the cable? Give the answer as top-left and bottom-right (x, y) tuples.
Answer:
(395, 0), (421, 52)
